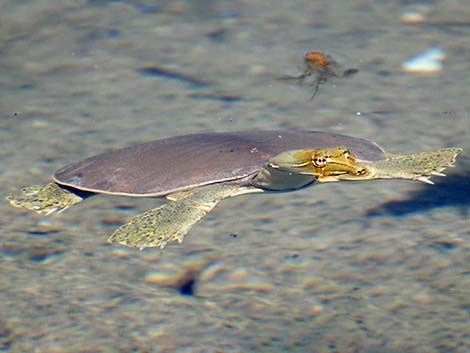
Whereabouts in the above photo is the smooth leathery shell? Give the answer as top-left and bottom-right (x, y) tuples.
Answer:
(53, 130), (386, 196)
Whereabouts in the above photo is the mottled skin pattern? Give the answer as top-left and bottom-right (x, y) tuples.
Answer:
(7, 183), (83, 215)
(6, 140), (462, 250)
(371, 148), (461, 183)
(108, 184), (249, 250)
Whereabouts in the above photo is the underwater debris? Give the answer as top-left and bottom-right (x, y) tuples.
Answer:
(279, 51), (358, 99)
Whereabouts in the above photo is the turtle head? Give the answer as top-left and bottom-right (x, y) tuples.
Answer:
(269, 146), (369, 182)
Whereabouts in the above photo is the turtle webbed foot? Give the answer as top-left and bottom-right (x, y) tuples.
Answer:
(373, 147), (463, 183)
(108, 184), (239, 250)
(107, 202), (192, 250)
(7, 183), (83, 215)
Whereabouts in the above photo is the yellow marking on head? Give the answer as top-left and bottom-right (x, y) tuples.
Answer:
(291, 146), (368, 179)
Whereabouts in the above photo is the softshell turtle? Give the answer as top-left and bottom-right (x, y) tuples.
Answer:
(7, 130), (462, 250)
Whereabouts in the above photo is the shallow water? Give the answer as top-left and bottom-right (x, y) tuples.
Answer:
(1, 1), (469, 352)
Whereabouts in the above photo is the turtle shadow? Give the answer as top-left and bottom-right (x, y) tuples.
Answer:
(366, 172), (470, 217)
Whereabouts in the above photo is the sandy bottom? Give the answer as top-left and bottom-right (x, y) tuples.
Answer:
(0, 1), (469, 352)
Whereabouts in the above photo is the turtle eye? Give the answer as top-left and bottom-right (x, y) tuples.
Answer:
(312, 156), (328, 168)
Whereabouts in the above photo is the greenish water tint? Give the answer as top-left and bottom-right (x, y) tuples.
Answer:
(0, 0), (468, 352)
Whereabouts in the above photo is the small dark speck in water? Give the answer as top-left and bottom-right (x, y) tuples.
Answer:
(114, 203), (137, 210)
(28, 248), (64, 262)
(27, 229), (60, 236)
(133, 3), (161, 14)
(2, 245), (27, 257)
(20, 83), (35, 90)
(107, 29), (120, 38)
(188, 93), (243, 103)
(178, 277), (196, 296)
(376, 70), (393, 77)
(431, 240), (458, 250)
(42, 156), (60, 164)
(137, 67), (213, 88)
(101, 218), (125, 227)
(0, 321), (13, 351)
(206, 28), (229, 42)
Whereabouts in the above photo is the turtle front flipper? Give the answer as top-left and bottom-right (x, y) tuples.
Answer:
(371, 148), (463, 184)
(7, 183), (84, 215)
(108, 184), (258, 250)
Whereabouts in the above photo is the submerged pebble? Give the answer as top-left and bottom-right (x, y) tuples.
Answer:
(402, 47), (446, 73)
(401, 10), (426, 23)
(198, 262), (274, 294)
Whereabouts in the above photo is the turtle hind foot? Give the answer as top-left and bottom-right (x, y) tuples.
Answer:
(6, 183), (83, 215)
(374, 147), (463, 184)
(108, 184), (242, 250)
(107, 201), (196, 250)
